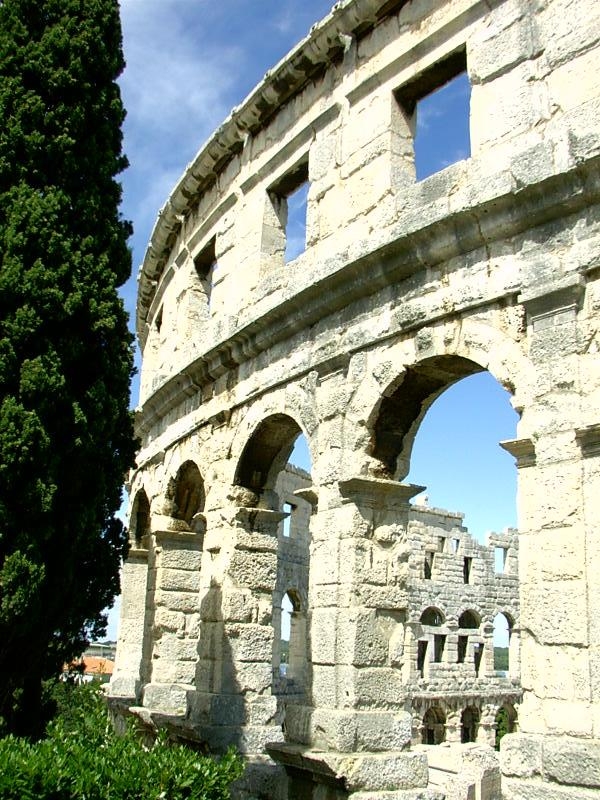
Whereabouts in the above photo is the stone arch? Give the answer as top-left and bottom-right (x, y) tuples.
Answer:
(235, 413), (303, 494)
(275, 588), (307, 685)
(458, 609), (481, 629)
(422, 705), (446, 745)
(130, 487), (150, 545)
(461, 705), (481, 743)
(420, 606), (445, 626)
(493, 610), (516, 674)
(371, 354), (485, 478)
(344, 315), (530, 479)
(166, 460), (205, 527)
(495, 703), (518, 749)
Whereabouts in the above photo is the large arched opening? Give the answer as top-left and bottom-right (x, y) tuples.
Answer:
(234, 414), (313, 699)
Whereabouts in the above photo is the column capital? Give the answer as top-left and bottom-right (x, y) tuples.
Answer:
(338, 476), (425, 509)
(499, 438), (536, 468)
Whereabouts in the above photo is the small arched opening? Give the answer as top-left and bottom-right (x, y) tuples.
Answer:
(461, 705), (480, 743)
(420, 607), (445, 626)
(495, 703), (517, 749)
(493, 611), (514, 674)
(169, 460), (205, 528)
(277, 589), (307, 684)
(130, 488), (150, 545)
(457, 609), (481, 665)
(422, 706), (446, 745)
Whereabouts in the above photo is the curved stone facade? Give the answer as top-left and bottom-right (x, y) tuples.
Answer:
(111, 0), (600, 798)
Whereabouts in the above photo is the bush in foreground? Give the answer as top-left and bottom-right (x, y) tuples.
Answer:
(0, 684), (243, 799)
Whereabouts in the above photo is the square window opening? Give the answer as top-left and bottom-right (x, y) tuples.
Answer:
(463, 556), (472, 584)
(424, 551), (434, 579)
(434, 634), (446, 663)
(269, 159), (309, 263)
(494, 546), (507, 573)
(417, 640), (428, 677)
(474, 642), (484, 676)
(395, 47), (470, 181)
(282, 502), (296, 538)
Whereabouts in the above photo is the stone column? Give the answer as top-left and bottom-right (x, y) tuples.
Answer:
(109, 542), (150, 702)
(142, 518), (204, 713)
(501, 279), (600, 798)
(274, 477), (436, 799)
(193, 504), (287, 756)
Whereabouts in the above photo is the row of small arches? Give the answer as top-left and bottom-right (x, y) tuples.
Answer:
(420, 606), (515, 632)
(421, 703), (518, 748)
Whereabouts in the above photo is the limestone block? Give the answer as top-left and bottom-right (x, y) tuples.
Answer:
(500, 733), (542, 778)
(159, 547), (202, 574)
(225, 623), (273, 662)
(221, 660), (273, 694)
(344, 751), (429, 792)
(543, 736), (600, 787)
(336, 611), (389, 667)
(501, 776), (600, 800)
(154, 635), (197, 663)
(353, 667), (406, 710)
(159, 568), (201, 593)
(354, 711), (412, 752)
(311, 608), (337, 664)
(470, 63), (544, 150)
(229, 550), (277, 592)
(520, 582), (588, 645)
(222, 589), (256, 623)
(154, 608), (184, 633)
(541, 0), (600, 69)
(142, 682), (189, 714)
(469, 8), (542, 84)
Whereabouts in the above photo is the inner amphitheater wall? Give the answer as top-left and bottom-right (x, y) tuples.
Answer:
(114, 0), (600, 797)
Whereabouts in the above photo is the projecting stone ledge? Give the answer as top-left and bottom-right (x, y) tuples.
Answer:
(267, 743), (444, 799)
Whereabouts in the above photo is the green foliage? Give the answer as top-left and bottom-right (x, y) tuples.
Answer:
(494, 647), (509, 671)
(0, 685), (244, 799)
(495, 706), (510, 750)
(0, 0), (136, 735)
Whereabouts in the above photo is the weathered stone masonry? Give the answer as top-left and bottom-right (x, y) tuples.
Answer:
(110, 0), (600, 797)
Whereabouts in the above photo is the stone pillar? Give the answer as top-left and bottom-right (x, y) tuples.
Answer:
(142, 519), (204, 713)
(110, 542), (150, 702)
(273, 477), (436, 799)
(193, 505), (286, 756)
(445, 708), (461, 744)
(501, 279), (600, 798)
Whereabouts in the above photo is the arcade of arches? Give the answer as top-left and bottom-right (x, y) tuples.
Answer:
(111, 0), (600, 798)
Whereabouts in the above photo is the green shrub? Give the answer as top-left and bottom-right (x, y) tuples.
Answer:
(0, 684), (243, 799)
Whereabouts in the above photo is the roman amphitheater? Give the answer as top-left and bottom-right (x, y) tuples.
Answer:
(109, 0), (600, 797)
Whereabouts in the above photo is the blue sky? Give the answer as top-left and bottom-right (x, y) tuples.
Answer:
(107, 1), (518, 639)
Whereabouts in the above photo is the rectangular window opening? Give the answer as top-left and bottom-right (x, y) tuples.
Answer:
(451, 538), (460, 555)
(282, 502), (296, 538)
(424, 551), (434, 579)
(395, 47), (470, 181)
(474, 642), (484, 677)
(417, 640), (428, 677)
(463, 556), (472, 584)
(270, 159), (309, 264)
(457, 635), (468, 664)
(194, 236), (217, 298)
(495, 546), (507, 573)
(437, 537), (445, 553)
(434, 634), (446, 663)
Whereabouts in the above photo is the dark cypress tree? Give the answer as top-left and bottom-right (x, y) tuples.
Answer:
(0, 0), (136, 735)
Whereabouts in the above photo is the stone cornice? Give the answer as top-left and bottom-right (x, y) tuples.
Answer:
(135, 156), (600, 442)
(137, 0), (413, 337)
